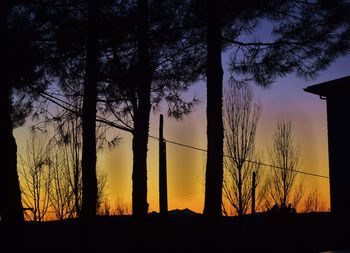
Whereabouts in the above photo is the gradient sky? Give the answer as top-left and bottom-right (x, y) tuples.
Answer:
(99, 52), (350, 213)
(14, 52), (350, 214)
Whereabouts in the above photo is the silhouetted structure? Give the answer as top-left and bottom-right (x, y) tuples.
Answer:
(159, 114), (168, 215)
(304, 75), (350, 220)
(251, 171), (256, 215)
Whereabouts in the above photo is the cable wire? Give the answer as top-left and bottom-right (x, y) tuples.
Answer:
(149, 135), (329, 179)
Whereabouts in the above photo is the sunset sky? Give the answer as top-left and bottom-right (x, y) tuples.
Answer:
(14, 52), (350, 214)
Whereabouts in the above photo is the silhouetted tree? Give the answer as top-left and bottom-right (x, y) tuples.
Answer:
(80, 0), (100, 219)
(223, 84), (262, 216)
(30, 0), (124, 219)
(302, 187), (327, 213)
(201, 0), (350, 217)
(96, 170), (109, 215)
(128, 0), (153, 217)
(57, 103), (83, 218)
(115, 198), (131, 215)
(0, 1), (48, 222)
(229, 1), (350, 87)
(267, 119), (303, 210)
(99, 0), (204, 216)
(19, 132), (52, 221)
(49, 147), (76, 220)
(202, 0), (224, 218)
(30, 94), (84, 220)
(26, 0), (204, 219)
(19, 123), (110, 221)
(20, 0), (99, 220)
(45, 97), (117, 219)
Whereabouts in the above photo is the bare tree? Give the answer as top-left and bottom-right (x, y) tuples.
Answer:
(98, 197), (131, 216)
(96, 170), (108, 215)
(268, 119), (303, 210)
(49, 130), (109, 220)
(222, 84), (263, 216)
(114, 198), (131, 215)
(50, 109), (111, 219)
(303, 187), (327, 213)
(40, 91), (115, 219)
(55, 105), (83, 218)
(19, 132), (52, 221)
(32, 96), (84, 220)
(49, 148), (75, 220)
(20, 101), (111, 221)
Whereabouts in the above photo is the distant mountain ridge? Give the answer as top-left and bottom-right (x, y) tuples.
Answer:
(149, 208), (199, 216)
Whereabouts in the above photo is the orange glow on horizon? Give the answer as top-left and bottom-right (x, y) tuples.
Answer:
(15, 63), (349, 217)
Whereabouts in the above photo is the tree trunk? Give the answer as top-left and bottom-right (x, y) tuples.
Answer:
(0, 84), (24, 223)
(203, 0), (224, 218)
(132, 111), (150, 217)
(72, 116), (81, 217)
(81, 0), (99, 220)
(74, 158), (80, 217)
(238, 167), (243, 216)
(0, 3), (24, 223)
(132, 0), (152, 217)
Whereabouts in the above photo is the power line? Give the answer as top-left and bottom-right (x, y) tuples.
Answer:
(37, 90), (133, 133)
(36, 90), (329, 179)
(149, 135), (329, 179)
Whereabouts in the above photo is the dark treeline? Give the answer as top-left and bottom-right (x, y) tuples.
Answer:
(1, 0), (349, 223)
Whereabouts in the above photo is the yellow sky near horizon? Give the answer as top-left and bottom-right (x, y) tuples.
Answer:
(14, 79), (332, 215)
(14, 54), (350, 215)
(97, 80), (331, 214)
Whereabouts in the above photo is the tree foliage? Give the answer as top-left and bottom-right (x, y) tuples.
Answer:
(0, 0), (50, 222)
(3, 0), (350, 221)
(228, 0), (350, 87)
(201, 0), (350, 217)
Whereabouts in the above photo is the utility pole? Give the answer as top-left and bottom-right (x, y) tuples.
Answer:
(159, 114), (168, 215)
(251, 171), (256, 215)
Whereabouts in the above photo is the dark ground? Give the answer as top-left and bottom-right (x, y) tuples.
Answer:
(0, 211), (349, 253)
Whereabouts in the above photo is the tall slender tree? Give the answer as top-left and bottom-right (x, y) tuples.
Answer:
(203, 0), (224, 218)
(223, 84), (262, 216)
(0, 81), (24, 222)
(0, 1), (48, 222)
(81, 0), (100, 219)
(99, 0), (205, 216)
(130, 0), (153, 216)
(19, 132), (52, 222)
(201, 0), (350, 217)
(268, 119), (302, 210)
(0, 2), (23, 223)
